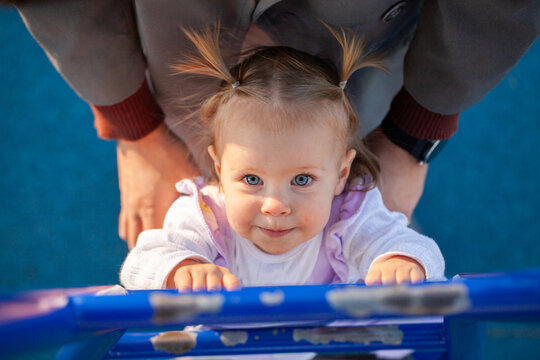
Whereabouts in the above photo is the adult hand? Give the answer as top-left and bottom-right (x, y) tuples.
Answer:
(117, 124), (199, 249)
(365, 129), (428, 219)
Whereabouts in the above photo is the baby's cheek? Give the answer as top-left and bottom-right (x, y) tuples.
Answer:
(226, 200), (254, 235)
(299, 201), (331, 237)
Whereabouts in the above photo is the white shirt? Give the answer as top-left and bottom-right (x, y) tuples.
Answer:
(232, 232), (322, 287)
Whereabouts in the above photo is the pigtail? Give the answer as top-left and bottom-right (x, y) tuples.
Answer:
(172, 25), (237, 87)
(321, 21), (388, 87)
(170, 25), (241, 181)
(321, 21), (386, 191)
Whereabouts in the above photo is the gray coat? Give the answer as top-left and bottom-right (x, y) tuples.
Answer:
(17, 0), (540, 150)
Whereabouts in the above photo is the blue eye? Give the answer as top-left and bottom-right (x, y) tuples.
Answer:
(243, 175), (261, 185)
(293, 174), (312, 186)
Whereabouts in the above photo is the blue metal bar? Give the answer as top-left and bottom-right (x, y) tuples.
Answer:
(55, 329), (126, 360)
(69, 269), (540, 330)
(1, 268), (539, 358)
(0, 287), (109, 355)
(453, 270), (540, 320)
(106, 321), (446, 358)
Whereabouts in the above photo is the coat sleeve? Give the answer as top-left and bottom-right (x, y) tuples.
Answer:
(16, 0), (146, 105)
(15, 0), (163, 140)
(404, 0), (540, 115)
(120, 195), (219, 290)
(341, 188), (445, 282)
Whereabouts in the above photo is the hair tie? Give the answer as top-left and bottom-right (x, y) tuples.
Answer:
(232, 81), (240, 89)
(339, 80), (347, 90)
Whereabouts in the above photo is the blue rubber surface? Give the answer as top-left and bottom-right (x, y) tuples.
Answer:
(1, 6), (539, 359)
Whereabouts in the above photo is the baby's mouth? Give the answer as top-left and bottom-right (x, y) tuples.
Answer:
(259, 227), (293, 238)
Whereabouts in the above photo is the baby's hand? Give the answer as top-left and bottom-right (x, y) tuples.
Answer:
(365, 255), (425, 286)
(167, 259), (241, 292)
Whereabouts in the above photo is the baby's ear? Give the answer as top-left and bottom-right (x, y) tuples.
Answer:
(207, 145), (221, 176)
(335, 149), (356, 195)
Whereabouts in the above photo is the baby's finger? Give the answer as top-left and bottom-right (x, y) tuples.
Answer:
(206, 272), (223, 292)
(222, 272), (241, 291)
(364, 268), (382, 286)
(381, 268), (397, 285)
(191, 272), (207, 292)
(175, 272), (193, 292)
(410, 267), (425, 283)
(395, 267), (412, 284)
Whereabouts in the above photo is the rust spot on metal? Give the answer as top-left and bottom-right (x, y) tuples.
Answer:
(150, 331), (197, 355)
(293, 325), (403, 345)
(259, 290), (285, 306)
(220, 331), (248, 346)
(327, 283), (471, 317)
(149, 293), (224, 324)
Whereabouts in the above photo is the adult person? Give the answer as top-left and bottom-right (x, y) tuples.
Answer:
(13, 1), (540, 248)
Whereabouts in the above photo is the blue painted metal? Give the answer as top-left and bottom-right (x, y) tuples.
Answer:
(55, 329), (126, 360)
(106, 321), (447, 358)
(67, 269), (540, 330)
(453, 269), (540, 321)
(0, 287), (110, 355)
(0, 268), (538, 359)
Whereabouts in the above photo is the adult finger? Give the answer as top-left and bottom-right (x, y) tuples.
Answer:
(118, 208), (127, 241)
(126, 213), (142, 250)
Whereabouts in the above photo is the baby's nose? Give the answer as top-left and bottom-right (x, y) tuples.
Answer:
(261, 196), (291, 216)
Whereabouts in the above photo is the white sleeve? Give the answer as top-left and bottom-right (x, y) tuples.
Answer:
(341, 188), (445, 282)
(120, 196), (219, 289)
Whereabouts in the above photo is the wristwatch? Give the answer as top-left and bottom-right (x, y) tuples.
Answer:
(381, 115), (446, 165)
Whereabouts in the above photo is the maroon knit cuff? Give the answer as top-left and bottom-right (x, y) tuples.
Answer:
(387, 87), (459, 140)
(92, 79), (164, 141)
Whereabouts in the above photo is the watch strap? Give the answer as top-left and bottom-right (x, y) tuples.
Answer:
(381, 115), (445, 164)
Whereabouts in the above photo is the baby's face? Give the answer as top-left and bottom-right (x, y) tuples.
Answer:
(210, 104), (355, 255)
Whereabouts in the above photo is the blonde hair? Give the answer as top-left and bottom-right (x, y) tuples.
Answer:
(173, 23), (386, 191)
